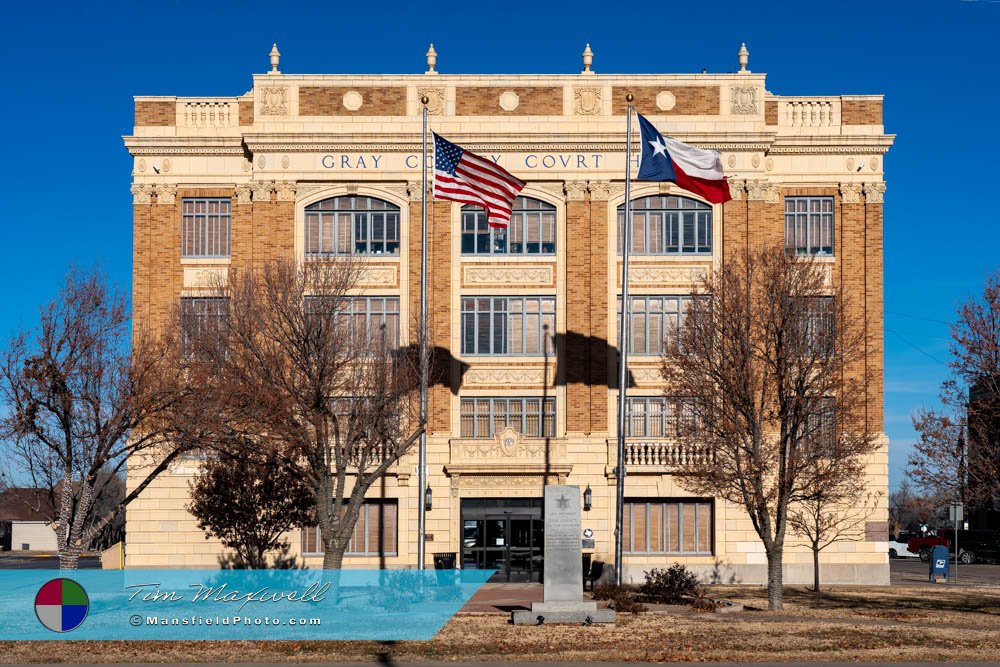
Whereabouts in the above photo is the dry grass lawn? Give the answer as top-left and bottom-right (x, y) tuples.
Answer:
(3, 585), (1000, 663)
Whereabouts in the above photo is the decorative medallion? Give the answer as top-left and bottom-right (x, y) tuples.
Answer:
(342, 90), (363, 111)
(260, 87), (288, 115)
(418, 88), (445, 115)
(727, 154), (736, 169)
(499, 91), (520, 112)
(161, 158), (171, 173)
(281, 155), (290, 169)
(751, 154), (761, 168)
(846, 157), (856, 171)
(765, 157), (774, 171)
(256, 155), (267, 169)
(870, 157), (879, 171)
(730, 86), (758, 114)
(574, 87), (602, 115)
(656, 91), (676, 111)
(137, 158), (146, 173)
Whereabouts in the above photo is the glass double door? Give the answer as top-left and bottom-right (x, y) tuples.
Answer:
(461, 499), (543, 583)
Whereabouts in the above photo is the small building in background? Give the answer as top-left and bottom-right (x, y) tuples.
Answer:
(0, 488), (57, 551)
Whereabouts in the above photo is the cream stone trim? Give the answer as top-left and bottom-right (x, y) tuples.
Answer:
(619, 266), (709, 287)
(183, 266), (228, 289)
(131, 184), (153, 204)
(250, 180), (274, 202)
(564, 180), (587, 201)
(727, 178), (746, 200)
(463, 366), (553, 386)
(234, 184), (252, 204)
(863, 182), (885, 204)
(275, 181), (297, 201)
(746, 181), (780, 202)
(154, 184), (176, 205)
(356, 266), (398, 287)
(840, 182), (863, 204)
(462, 265), (553, 287)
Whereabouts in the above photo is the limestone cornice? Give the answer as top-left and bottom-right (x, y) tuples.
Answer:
(123, 136), (246, 157)
(768, 134), (895, 155)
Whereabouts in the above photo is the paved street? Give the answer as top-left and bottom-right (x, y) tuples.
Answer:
(890, 554), (1000, 587)
(0, 552), (101, 569)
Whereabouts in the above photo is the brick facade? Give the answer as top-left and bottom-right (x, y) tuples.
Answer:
(612, 86), (720, 115)
(455, 87), (563, 116)
(299, 86), (407, 116)
(124, 67), (891, 584)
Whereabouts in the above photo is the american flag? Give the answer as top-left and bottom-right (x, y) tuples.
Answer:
(433, 133), (525, 228)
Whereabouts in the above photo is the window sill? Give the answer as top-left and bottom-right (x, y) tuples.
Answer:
(181, 257), (231, 265)
(460, 255), (556, 263)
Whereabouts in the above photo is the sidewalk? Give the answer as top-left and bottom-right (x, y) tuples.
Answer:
(460, 582), (543, 613)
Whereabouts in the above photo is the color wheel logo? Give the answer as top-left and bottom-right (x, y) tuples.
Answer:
(35, 578), (89, 633)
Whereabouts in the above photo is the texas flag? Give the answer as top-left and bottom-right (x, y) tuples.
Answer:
(636, 113), (732, 204)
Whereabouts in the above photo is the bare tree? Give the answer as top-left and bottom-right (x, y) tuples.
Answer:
(661, 245), (878, 610)
(0, 268), (191, 568)
(910, 271), (1000, 514)
(889, 478), (936, 535)
(788, 476), (882, 592)
(188, 449), (313, 569)
(184, 258), (423, 569)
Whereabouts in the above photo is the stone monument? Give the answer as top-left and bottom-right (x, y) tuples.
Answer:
(512, 485), (615, 624)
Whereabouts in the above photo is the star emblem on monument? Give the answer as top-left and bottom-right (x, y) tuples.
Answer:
(556, 494), (569, 509)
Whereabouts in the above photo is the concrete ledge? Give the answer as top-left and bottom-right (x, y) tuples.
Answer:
(620, 562), (889, 586)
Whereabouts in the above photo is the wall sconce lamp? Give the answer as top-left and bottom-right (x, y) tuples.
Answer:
(583, 484), (592, 512)
(424, 486), (433, 512)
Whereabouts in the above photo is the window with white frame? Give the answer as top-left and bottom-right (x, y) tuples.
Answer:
(624, 397), (701, 438)
(182, 198), (231, 258)
(785, 197), (834, 256)
(301, 501), (397, 556)
(305, 196), (400, 256)
(623, 499), (713, 554)
(460, 397), (555, 438)
(461, 296), (555, 356)
(305, 296), (400, 351)
(461, 196), (556, 255)
(617, 195), (712, 255)
(180, 297), (229, 356)
(617, 295), (694, 356)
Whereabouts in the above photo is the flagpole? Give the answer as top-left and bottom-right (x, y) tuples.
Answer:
(417, 96), (429, 571)
(614, 94), (635, 587)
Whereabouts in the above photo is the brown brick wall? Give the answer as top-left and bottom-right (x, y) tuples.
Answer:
(135, 101), (174, 127)
(765, 100), (778, 125)
(299, 87), (406, 116)
(456, 87), (563, 116)
(612, 86), (719, 115)
(133, 204), (152, 333)
(842, 99), (882, 125)
(566, 198), (592, 433)
(429, 201), (453, 434)
(721, 197), (749, 266)
(239, 99), (254, 126)
(250, 199), (294, 268)
(144, 201), (183, 333)
(840, 198), (869, 430)
(230, 199), (253, 267)
(588, 199), (609, 434)
(865, 201), (884, 431)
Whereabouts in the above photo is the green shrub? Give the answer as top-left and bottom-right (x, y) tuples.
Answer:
(639, 563), (701, 604)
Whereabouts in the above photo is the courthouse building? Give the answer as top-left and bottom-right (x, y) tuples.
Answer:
(124, 44), (892, 584)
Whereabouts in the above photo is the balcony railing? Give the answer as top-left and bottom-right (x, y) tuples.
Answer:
(610, 439), (714, 473)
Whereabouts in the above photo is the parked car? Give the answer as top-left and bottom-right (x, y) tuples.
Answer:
(938, 529), (1000, 564)
(888, 534), (919, 559)
(908, 534), (951, 562)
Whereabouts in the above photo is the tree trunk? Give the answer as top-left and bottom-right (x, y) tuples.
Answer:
(812, 546), (821, 593)
(766, 549), (783, 611)
(59, 547), (80, 571)
(323, 542), (346, 570)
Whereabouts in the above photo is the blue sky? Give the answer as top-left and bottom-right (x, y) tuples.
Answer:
(1, 0), (996, 489)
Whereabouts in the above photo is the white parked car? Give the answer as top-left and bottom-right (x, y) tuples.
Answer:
(888, 534), (919, 559)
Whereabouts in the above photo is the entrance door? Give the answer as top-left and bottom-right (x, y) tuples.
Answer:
(461, 498), (543, 582)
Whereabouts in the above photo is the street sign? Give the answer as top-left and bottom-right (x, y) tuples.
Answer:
(949, 502), (964, 523)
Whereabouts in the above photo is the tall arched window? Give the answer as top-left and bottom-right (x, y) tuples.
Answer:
(461, 196), (556, 255)
(617, 195), (712, 255)
(305, 196), (400, 256)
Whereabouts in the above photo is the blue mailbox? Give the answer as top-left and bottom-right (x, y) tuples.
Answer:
(929, 544), (950, 581)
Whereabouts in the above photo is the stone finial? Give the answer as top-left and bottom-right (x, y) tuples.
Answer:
(737, 42), (749, 73)
(582, 43), (594, 74)
(426, 43), (437, 74)
(269, 43), (281, 74)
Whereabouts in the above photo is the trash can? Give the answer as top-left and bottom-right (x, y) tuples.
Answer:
(433, 552), (457, 569)
(929, 544), (950, 582)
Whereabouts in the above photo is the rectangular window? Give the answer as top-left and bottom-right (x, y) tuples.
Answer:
(301, 501), (398, 556)
(617, 295), (693, 356)
(460, 397), (555, 438)
(461, 198), (556, 255)
(624, 397), (701, 437)
(794, 296), (835, 356)
(623, 499), (713, 554)
(180, 297), (229, 356)
(306, 296), (400, 351)
(305, 199), (400, 256)
(785, 197), (834, 256)
(182, 198), (232, 258)
(461, 297), (555, 356)
(801, 398), (836, 454)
